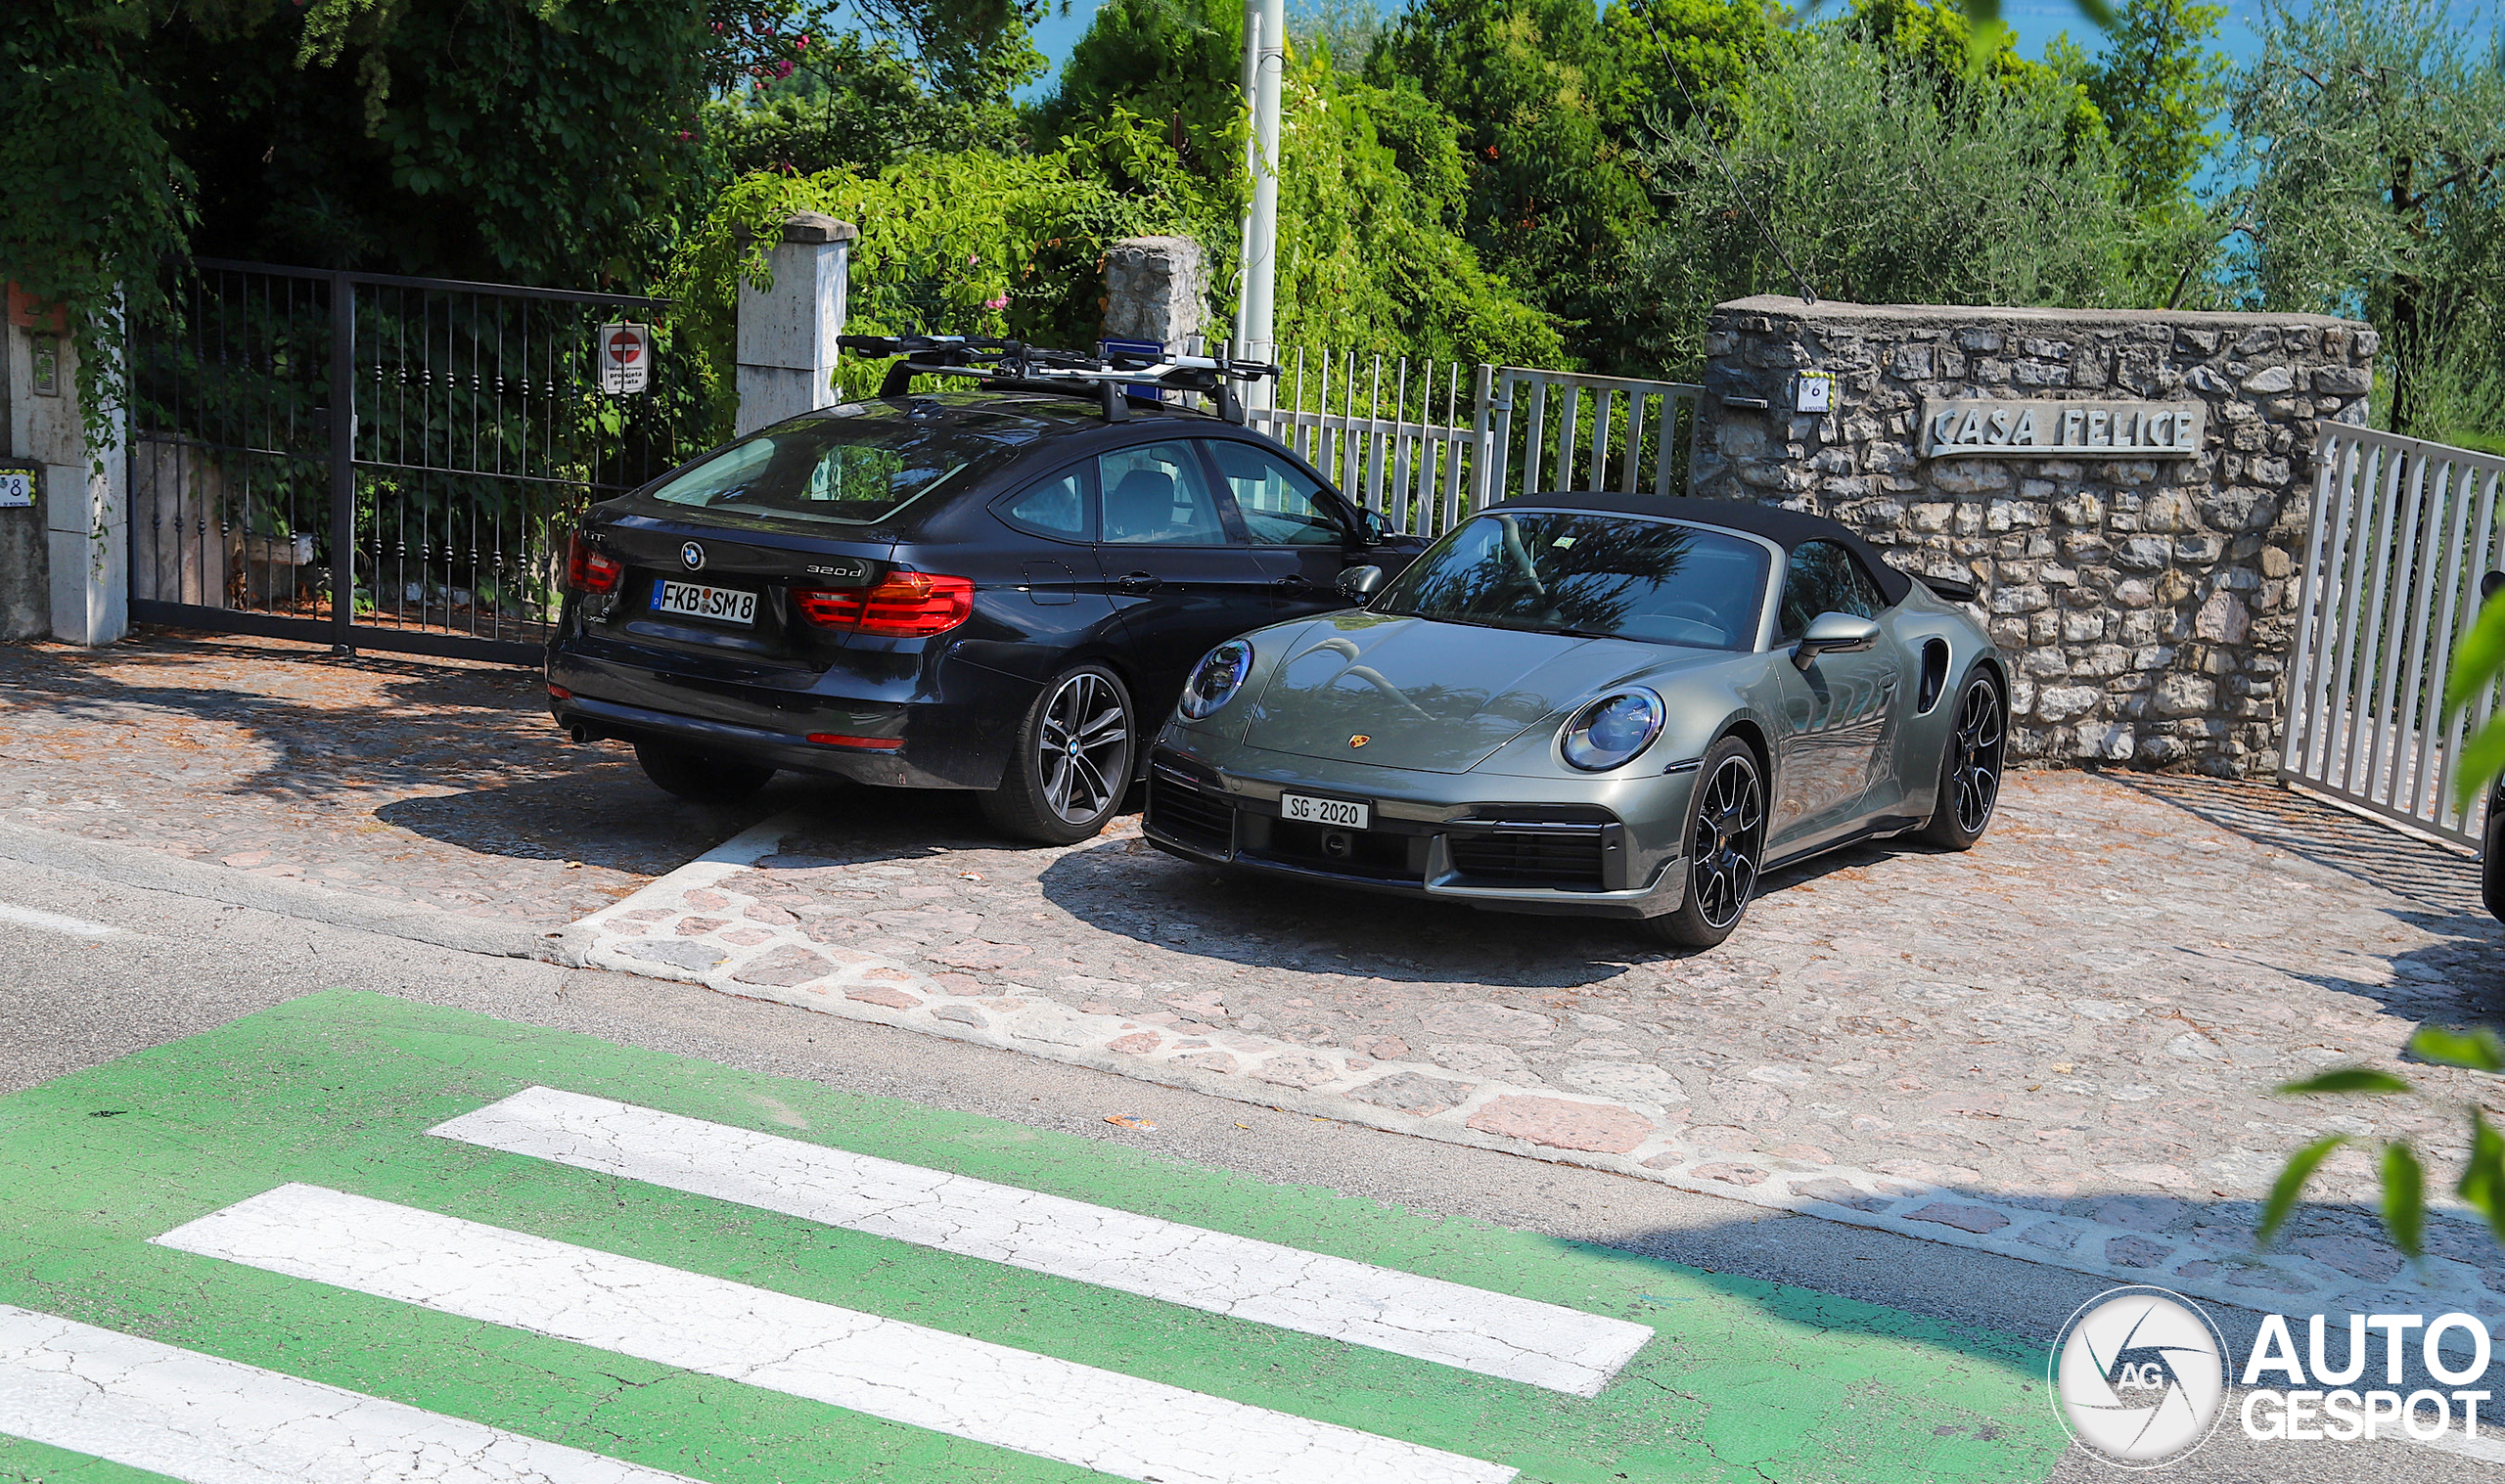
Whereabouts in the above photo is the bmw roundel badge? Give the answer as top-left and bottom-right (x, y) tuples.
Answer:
(680, 542), (706, 571)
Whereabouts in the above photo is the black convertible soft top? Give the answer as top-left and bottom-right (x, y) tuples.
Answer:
(1480, 491), (1977, 606)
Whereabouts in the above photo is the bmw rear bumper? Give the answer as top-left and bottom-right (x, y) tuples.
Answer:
(546, 642), (1033, 790)
(1141, 748), (1687, 919)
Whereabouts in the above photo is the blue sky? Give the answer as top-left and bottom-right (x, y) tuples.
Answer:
(1023, 0), (2497, 99)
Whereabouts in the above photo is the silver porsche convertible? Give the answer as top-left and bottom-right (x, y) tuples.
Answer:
(1141, 493), (2007, 946)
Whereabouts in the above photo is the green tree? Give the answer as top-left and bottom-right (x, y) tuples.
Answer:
(1024, 0), (1554, 373)
(1598, 0), (1795, 135)
(1365, 0), (1651, 369)
(2226, 0), (2505, 441)
(1028, 0), (1247, 184)
(154, 0), (778, 286)
(1269, 54), (1565, 368)
(1836, 0), (2110, 147)
(1, 0), (826, 431)
(706, 24), (1039, 181)
(1287, 0), (1392, 70)
(1617, 28), (2137, 372)
(2070, 0), (2231, 220)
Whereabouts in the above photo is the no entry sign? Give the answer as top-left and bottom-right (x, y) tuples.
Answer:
(597, 322), (653, 394)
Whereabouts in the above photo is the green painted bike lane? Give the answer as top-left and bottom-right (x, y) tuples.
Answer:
(0, 991), (2066, 1483)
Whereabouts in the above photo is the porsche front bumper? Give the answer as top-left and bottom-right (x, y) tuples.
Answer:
(1141, 747), (1688, 919)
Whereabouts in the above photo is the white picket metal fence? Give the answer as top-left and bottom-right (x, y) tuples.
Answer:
(1247, 350), (1707, 540)
(2283, 424), (2505, 845)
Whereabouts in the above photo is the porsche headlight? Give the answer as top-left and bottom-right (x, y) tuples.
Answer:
(1178, 640), (1253, 720)
(1561, 689), (1665, 771)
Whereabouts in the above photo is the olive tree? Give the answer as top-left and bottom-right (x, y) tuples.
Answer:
(2227, 0), (2505, 442)
(1615, 28), (2138, 373)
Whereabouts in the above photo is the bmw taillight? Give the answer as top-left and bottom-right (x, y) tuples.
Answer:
(564, 533), (622, 595)
(795, 571), (974, 638)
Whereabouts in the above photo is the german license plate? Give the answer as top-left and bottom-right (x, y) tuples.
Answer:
(1281, 792), (1369, 830)
(652, 579), (756, 625)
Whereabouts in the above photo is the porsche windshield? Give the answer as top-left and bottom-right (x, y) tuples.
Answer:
(642, 404), (1039, 525)
(1371, 512), (1769, 650)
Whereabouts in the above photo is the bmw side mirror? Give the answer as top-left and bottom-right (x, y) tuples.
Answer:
(1793, 611), (1880, 670)
(1338, 564), (1385, 604)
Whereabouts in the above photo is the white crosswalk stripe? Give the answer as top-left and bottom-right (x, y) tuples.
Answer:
(431, 1085), (1649, 1396)
(155, 1184), (1519, 1484)
(0, 1304), (701, 1484)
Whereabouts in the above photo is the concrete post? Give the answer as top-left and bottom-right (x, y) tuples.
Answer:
(1102, 238), (1208, 349)
(3, 301), (126, 646)
(735, 212), (857, 436)
(1235, 0), (1285, 379)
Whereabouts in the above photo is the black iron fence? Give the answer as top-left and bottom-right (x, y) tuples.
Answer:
(128, 260), (706, 663)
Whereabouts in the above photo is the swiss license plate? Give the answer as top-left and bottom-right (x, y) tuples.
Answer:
(652, 579), (756, 625)
(1281, 792), (1369, 830)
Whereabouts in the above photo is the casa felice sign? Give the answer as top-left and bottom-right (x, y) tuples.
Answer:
(1922, 397), (2206, 459)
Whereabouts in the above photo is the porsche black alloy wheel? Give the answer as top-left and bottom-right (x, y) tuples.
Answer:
(634, 739), (774, 804)
(981, 664), (1135, 844)
(1919, 671), (2005, 850)
(1648, 737), (1764, 948)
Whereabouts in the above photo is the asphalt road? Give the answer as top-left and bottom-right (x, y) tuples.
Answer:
(0, 845), (2493, 1482)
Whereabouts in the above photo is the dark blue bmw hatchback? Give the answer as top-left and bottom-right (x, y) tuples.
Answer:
(546, 386), (1421, 842)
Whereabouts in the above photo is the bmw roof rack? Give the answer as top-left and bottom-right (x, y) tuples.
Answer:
(834, 336), (1281, 425)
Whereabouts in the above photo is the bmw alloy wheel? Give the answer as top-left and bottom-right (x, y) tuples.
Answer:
(1948, 677), (2005, 835)
(1689, 753), (1764, 930)
(1037, 670), (1132, 825)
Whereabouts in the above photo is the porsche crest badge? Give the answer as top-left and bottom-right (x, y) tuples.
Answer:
(1348, 735), (1370, 748)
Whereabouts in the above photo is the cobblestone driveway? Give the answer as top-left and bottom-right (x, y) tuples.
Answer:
(0, 632), (789, 923)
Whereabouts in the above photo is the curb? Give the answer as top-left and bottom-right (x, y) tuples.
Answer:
(567, 814), (2505, 1337)
(0, 820), (545, 961)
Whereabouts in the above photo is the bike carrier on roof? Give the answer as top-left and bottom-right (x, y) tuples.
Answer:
(835, 336), (1282, 426)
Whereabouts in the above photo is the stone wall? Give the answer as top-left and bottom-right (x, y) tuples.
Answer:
(1692, 296), (2377, 776)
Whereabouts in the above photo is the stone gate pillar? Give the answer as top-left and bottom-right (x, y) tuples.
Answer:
(735, 213), (857, 436)
(4, 289), (126, 646)
(1101, 237), (1208, 351)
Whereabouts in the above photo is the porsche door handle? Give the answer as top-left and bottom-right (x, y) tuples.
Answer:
(1116, 571), (1161, 594)
(1272, 574), (1311, 591)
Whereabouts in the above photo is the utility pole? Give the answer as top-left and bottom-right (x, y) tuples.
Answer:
(1235, 0), (1284, 402)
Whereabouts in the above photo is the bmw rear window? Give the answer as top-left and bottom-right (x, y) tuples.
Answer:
(643, 404), (1041, 525)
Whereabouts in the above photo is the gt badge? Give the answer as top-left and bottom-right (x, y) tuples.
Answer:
(1348, 735), (1370, 748)
(680, 542), (706, 571)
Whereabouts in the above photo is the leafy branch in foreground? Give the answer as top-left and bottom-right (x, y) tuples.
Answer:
(2260, 1025), (2505, 1258)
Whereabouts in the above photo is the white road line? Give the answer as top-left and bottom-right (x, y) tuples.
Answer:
(0, 1304), (700, 1484)
(430, 1086), (1650, 1397)
(0, 902), (122, 938)
(155, 1185), (1516, 1484)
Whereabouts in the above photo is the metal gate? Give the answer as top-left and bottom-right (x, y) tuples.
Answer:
(2282, 424), (2505, 845)
(128, 259), (701, 664)
(1247, 352), (1707, 542)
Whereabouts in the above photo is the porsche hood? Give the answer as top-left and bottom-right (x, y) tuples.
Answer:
(1238, 613), (1717, 774)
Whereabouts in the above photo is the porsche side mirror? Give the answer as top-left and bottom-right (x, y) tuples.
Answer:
(1338, 564), (1385, 603)
(1793, 611), (1880, 669)
(1356, 510), (1392, 546)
